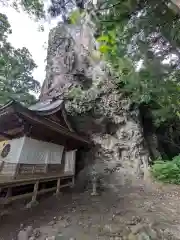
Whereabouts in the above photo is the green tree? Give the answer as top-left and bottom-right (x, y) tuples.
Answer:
(0, 0), (45, 20)
(0, 13), (40, 105)
(43, 0), (180, 125)
(91, 0), (180, 125)
(48, 0), (84, 21)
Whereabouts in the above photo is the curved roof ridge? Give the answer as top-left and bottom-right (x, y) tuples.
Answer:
(0, 100), (14, 110)
(29, 98), (64, 116)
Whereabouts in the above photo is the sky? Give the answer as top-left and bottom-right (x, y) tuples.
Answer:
(1, 5), (60, 86)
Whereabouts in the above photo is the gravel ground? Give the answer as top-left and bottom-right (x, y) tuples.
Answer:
(1, 180), (180, 239)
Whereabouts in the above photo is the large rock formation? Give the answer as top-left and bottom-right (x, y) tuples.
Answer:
(40, 19), (150, 189)
(40, 22), (94, 100)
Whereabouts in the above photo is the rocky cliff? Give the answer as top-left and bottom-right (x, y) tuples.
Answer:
(40, 19), (150, 189)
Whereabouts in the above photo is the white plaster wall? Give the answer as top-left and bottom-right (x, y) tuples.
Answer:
(0, 137), (25, 164)
(19, 137), (64, 164)
(64, 150), (77, 174)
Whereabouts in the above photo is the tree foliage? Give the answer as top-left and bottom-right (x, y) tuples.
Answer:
(43, 0), (180, 126)
(92, 0), (180, 125)
(0, 13), (40, 105)
(3, 0), (180, 121)
(0, 0), (45, 19)
(48, 0), (84, 21)
(19, 0), (45, 19)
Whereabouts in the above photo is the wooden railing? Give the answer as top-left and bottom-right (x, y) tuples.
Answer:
(0, 162), (65, 178)
(0, 173), (75, 213)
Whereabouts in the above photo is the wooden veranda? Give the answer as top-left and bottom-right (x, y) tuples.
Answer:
(0, 99), (91, 210)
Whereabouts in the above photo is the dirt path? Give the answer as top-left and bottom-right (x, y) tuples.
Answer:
(1, 181), (180, 239)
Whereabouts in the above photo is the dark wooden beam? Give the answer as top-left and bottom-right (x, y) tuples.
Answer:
(0, 131), (13, 139)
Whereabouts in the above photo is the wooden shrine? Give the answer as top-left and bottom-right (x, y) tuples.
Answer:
(0, 99), (90, 208)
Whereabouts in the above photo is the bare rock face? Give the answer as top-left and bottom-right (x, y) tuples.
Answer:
(41, 18), (150, 189)
(40, 24), (74, 99)
(67, 83), (149, 190)
(40, 23), (93, 100)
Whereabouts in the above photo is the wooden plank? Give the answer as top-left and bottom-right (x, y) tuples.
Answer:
(18, 164), (47, 175)
(0, 192), (33, 205)
(60, 183), (72, 189)
(18, 109), (90, 145)
(0, 183), (72, 205)
(38, 186), (56, 195)
(0, 173), (73, 187)
(39, 175), (72, 183)
(18, 164), (34, 175)
(47, 164), (62, 174)
(1, 162), (17, 176)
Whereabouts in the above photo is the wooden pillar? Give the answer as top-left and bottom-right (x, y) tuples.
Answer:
(61, 148), (66, 174)
(45, 164), (49, 174)
(31, 181), (39, 203)
(32, 165), (35, 174)
(6, 187), (12, 198)
(72, 176), (75, 187)
(14, 163), (20, 178)
(56, 178), (61, 196)
(26, 180), (39, 209)
(0, 161), (4, 172)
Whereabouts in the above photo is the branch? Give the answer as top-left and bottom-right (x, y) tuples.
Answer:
(98, 2), (122, 11)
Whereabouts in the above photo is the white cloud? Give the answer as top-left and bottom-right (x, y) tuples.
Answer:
(0, 6), (60, 85)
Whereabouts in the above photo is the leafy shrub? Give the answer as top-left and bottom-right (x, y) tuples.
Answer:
(172, 155), (180, 168)
(151, 155), (180, 184)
